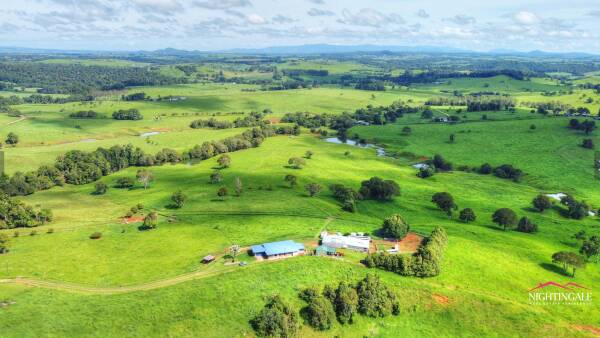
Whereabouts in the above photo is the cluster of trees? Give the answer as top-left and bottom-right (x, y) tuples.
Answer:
(69, 110), (103, 119)
(574, 231), (600, 263)
(0, 93), (92, 105)
(355, 79), (386, 91)
(190, 112), (268, 129)
(329, 177), (400, 212)
(0, 127), (279, 198)
(0, 62), (184, 94)
(121, 92), (147, 101)
(491, 208), (538, 233)
(466, 97), (515, 112)
(251, 274), (399, 336)
(281, 69), (329, 77)
(352, 101), (420, 125)
(568, 119), (596, 135)
(112, 109), (143, 120)
(0, 193), (53, 229)
(364, 227), (448, 277)
(559, 194), (591, 220)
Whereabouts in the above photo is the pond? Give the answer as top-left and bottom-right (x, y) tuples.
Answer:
(324, 137), (386, 157)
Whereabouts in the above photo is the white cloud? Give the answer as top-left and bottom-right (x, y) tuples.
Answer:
(192, 0), (252, 10)
(308, 8), (334, 17)
(445, 14), (476, 25)
(512, 11), (540, 25)
(416, 9), (429, 19)
(246, 13), (267, 25)
(338, 8), (404, 28)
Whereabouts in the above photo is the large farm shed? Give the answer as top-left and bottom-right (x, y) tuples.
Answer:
(251, 240), (305, 260)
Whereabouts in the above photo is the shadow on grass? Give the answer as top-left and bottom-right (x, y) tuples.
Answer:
(539, 262), (571, 277)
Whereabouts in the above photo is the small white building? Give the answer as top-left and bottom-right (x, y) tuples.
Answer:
(320, 231), (371, 252)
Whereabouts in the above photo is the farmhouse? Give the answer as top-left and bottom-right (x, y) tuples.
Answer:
(320, 231), (371, 252)
(251, 240), (305, 260)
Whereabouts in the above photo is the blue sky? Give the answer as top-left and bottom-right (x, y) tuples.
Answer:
(1, 0), (599, 52)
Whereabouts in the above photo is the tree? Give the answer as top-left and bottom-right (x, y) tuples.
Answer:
(36, 208), (53, 225)
(304, 295), (336, 331)
(334, 282), (358, 324)
(305, 183), (322, 197)
(573, 230), (587, 242)
(5, 132), (18, 146)
(529, 124), (536, 130)
(251, 296), (299, 338)
(0, 233), (10, 254)
(579, 236), (600, 262)
(401, 126), (412, 135)
(209, 171), (223, 184)
(479, 163), (492, 174)
(582, 138), (594, 149)
(284, 174), (298, 188)
(416, 167), (434, 178)
(532, 194), (552, 212)
(492, 208), (518, 230)
(229, 244), (240, 262)
(115, 177), (135, 189)
(217, 154), (231, 168)
(171, 190), (187, 208)
(288, 157), (306, 169)
(356, 274), (399, 318)
(458, 208), (476, 223)
(142, 211), (158, 229)
(516, 217), (538, 233)
(217, 186), (228, 200)
(381, 214), (410, 240)
(136, 170), (154, 190)
(94, 181), (108, 195)
(234, 177), (243, 196)
(359, 177), (400, 201)
(305, 150), (314, 159)
(432, 154), (453, 171)
(431, 192), (457, 216)
(551, 251), (586, 277)
(449, 134), (455, 143)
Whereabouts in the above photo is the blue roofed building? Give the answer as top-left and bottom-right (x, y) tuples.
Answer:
(251, 240), (305, 260)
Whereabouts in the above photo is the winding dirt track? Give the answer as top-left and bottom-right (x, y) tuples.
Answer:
(0, 266), (240, 295)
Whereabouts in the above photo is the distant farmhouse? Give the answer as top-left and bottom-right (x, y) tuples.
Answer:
(320, 231), (371, 252)
(251, 240), (305, 260)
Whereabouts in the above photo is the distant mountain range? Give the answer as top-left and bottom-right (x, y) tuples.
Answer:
(0, 44), (597, 57)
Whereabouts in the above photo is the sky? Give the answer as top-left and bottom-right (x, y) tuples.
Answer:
(1, 0), (599, 53)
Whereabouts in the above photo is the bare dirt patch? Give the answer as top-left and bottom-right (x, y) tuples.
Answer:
(572, 325), (600, 336)
(432, 293), (450, 306)
(398, 232), (424, 253)
(122, 216), (145, 224)
(268, 117), (281, 124)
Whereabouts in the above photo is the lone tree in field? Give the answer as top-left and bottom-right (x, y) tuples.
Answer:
(492, 208), (518, 231)
(381, 214), (410, 240)
(94, 181), (108, 195)
(552, 251), (586, 277)
(229, 244), (240, 262)
(136, 170), (154, 190)
(251, 296), (299, 338)
(359, 177), (400, 201)
(217, 186), (228, 200)
(431, 192), (457, 217)
(516, 217), (538, 233)
(0, 233), (10, 254)
(142, 212), (158, 229)
(171, 190), (187, 208)
(5, 132), (18, 146)
(288, 157), (306, 169)
(582, 138), (594, 149)
(580, 236), (600, 262)
(532, 194), (552, 212)
(401, 126), (412, 135)
(459, 208), (476, 223)
(305, 150), (314, 159)
(573, 230), (587, 242)
(234, 177), (243, 196)
(305, 182), (322, 197)
(209, 171), (223, 184)
(449, 134), (455, 143)
(217, 154), (231, 169)
(284, 174), (298, 188)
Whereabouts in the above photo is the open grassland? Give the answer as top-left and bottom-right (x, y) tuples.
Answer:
(0, 133), (598, 336)
(352, 116), (600, 198)
(415, 75), (566, 94)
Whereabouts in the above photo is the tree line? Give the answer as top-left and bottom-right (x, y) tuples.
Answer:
(0, 126), (290, 198)
(364, 227), (448, 278)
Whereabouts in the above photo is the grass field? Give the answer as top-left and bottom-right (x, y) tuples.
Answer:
(1, 63), (599, 337)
